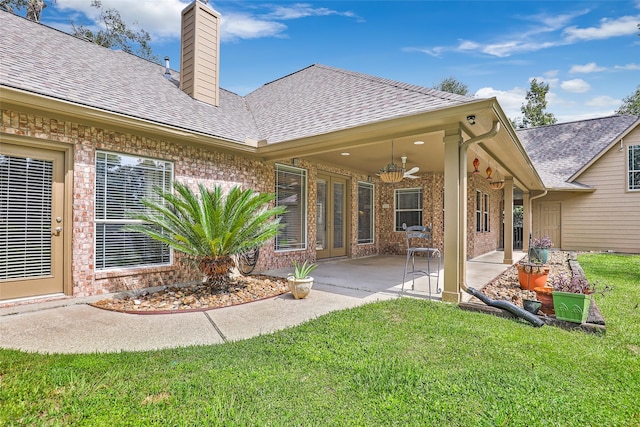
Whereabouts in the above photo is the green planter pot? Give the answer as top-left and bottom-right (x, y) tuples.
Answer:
(552, 291), (591, 324)
(528, 247), (549, 264)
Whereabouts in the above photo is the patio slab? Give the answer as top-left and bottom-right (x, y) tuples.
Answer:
(0, 251), (525, 354)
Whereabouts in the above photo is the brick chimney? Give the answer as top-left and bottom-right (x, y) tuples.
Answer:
(180, 0), (221, 106)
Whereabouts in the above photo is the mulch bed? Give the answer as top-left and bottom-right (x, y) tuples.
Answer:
(91, 274), (290, 314)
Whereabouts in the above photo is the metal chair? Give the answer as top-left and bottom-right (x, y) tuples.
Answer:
(402, 223), (442, 296)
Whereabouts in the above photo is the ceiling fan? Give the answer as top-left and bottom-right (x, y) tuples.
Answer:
(376, 141), (420, 182)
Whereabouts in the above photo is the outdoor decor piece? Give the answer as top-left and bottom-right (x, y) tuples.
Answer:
(533, 285), (555, 315)
(528, 235), (553, 264)
(522, 298), (542, 315)
(287, 260), (318, 299)
(472, 157), (480, 174)
(550, 273), (594, 324)
(517, 262), (550, 290)
(489, 166), (505, 190)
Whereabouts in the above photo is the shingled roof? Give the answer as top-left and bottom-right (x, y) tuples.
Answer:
(0, 11), (477, 145)
(516, 115), (639, 189)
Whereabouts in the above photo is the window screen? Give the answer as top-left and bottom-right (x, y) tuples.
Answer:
(358, 182), (374, 244)
(629, 145), (640, 190)
(95, 151), (172, 269)
(275, 165), (307, 250)
(395, 188), (422, 231)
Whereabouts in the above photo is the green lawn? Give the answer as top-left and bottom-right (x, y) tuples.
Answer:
(1, 254), (639, 426)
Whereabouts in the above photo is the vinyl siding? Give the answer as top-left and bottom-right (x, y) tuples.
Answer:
(533, 125), (640, 253)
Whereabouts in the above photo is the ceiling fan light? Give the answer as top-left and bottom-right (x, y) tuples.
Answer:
(380, 170), (404, 183)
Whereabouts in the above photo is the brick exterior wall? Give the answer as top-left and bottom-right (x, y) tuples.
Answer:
(467, 173), (503, 259)
(2, 107), (504, 296)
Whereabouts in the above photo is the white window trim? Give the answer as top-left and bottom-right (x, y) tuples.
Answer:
(628, 144), (640, 192)
(357, 181), (375, 245)
(94, 150), (173, 271)
(476, 190), (482, 232)
(394, 187), (423, 232)
(275, 164), (308, 252)
(484, 193), (490, 232)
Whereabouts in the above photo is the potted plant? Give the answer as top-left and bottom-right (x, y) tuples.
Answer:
(533, 285), (554, 315)
(287, 260), (318, 299)
(551, 273), (595, 324)
(528, 235), (553, 264)
(517, 235), (553, 290)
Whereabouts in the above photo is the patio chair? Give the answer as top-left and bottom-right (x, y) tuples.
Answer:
(402, 223), (442, 296)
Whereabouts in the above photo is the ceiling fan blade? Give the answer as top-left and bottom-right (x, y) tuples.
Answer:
(404, 174), (419, 179)
(405, 166), (419, 175)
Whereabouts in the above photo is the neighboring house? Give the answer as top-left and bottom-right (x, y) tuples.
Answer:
(0, 2), (544, 304)
(517, 115), (640, 253)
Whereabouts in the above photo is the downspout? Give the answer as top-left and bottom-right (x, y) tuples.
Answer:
(527, 189), (548, 244)
(458, 121), (544, 327)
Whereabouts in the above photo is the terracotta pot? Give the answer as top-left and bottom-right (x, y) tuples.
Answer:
(517, 264), (550, 291)
(533, 286), (555, 315)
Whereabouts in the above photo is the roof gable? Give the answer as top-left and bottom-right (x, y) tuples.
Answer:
(516, 115), (639, 189)
(245, 64), (475, 143)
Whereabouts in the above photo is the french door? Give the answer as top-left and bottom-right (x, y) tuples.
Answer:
(316, 174), (348, 259)
(0, 144), (66, 300)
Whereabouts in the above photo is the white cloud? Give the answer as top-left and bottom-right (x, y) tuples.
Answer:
(475, 86), (526, 119)
(614, 63), (640, 71)
(55, 0), (186, 39)
(561, 79), (591, 93)
(569, 62), (606, 73)
(563, 15), (640, 41)
(221, 13), (287, 41)
(585, 96), (621, 107)
(264, 4), (359, 21)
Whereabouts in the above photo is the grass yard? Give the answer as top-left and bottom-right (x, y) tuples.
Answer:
(1, 253), (639, 426)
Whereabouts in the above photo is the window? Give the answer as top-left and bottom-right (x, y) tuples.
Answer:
(629, 145), (640, 190)
(357, 182), (374, 244)
(484, 193), (490, 232)
(476, 190), (482, 232)
(95, 151), (172, 269)
(395, 188), (422, 231)
(275, 165), (307, 250)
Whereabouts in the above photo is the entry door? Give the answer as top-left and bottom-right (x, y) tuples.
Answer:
(0, 144), (65, 300)
(540, 202), (561, 248)
(316, 174), (348, 259)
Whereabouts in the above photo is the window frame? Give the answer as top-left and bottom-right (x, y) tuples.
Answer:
(357, 181), (375, 244)
(275, 164), (307, 252)
(94, 150), (173, 271)
(476, 190), (482, 232)
(628, 144), (640, 191)
(394, 187), (423, 231)
(483, 193), (490, 232)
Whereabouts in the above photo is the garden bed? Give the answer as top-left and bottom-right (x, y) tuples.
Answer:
(461, 251), (606, 333)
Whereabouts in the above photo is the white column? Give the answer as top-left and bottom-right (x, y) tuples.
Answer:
(503, 176), (514, 264)
(522, 191), (530, 252)
(443, 127), (463, 303)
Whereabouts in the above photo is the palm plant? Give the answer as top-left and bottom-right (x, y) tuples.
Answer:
(126, 182), (286, 287)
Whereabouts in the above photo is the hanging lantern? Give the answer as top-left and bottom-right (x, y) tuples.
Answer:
(473, 157), (480, 174)
(486, 165), (493, 180)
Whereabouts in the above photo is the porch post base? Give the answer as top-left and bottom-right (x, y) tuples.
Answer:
(503, 258), (513, 264)
(442, 290), (461, 303)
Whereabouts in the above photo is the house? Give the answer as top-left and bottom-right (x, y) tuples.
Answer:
(0, 2), (545, 304)
(517, 115), (640, 253)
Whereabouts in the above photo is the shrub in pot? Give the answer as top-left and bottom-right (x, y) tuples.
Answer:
(551, 273), (594, 324)
(287, 261), (318, 299)
(528, 235), (553, 264)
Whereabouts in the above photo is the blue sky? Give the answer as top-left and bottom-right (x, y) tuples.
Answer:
(37, 0), (640, 123)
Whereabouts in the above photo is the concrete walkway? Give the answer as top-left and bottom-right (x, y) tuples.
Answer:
(0, 251), (525, 354)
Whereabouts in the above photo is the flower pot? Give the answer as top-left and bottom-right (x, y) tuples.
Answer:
(533, 286), (555, 315)
(552, 291), (591, 324)
(287, 276), (314, 299)
(528, 247), (549, 264)
(522, 299), (542, 315)
(517, 264), (550, 291)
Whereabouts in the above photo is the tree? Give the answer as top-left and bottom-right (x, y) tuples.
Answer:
(433, 77), (469, 96)
(1, 0), (158, 62)
(616, 85), (640, 116)
(126, 183), (286, 288)
(0, 0), (49, 22)
(71, 0), (158, 62)
(520, 78), (557, 128)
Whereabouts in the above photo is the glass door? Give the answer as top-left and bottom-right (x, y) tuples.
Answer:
(0, 144), (66, 301)
(316, 174), (348, 259)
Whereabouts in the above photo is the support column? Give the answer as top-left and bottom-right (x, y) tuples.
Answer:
(503, 177), (514, 264)
(443, 127), (463, 303)
(522, 191), (530, 252)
